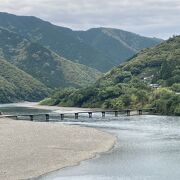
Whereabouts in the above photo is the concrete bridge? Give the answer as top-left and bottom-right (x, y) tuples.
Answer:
(0, 108), (156, 122)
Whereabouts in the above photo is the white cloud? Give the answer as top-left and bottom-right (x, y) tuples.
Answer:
(0, 0), (180, 39)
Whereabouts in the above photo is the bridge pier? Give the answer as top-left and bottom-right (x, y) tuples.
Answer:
(138, 110), (142, 115)
(1, 108), (157, 122)
(60, 114), (64, 120)
(126, 110), (131, 116)
(102, 111), (105, 118)
(150, 108), (156, 114)
(75, 113), (79, 119)
(45, 114), (49, 122)
(115, 111), (118, 117)
(30, 115), (34, 121)
(88, 112), (92, 118)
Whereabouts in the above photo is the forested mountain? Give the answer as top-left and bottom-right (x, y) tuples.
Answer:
(0, 12), (162, 72)
(42, 36), (180, 115)
(0, 12), (163, 103)
(0, 58), (48, 103)
(76, 28), (162, 67)
(0, 28), (101, 88)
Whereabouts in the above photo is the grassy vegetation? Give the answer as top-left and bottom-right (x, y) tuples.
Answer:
(42, 36), (180, 115)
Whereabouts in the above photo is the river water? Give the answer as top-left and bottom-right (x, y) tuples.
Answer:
(0, 103), (180, 180)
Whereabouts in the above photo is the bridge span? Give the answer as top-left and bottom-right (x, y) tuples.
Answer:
(0, 108), (156, 122)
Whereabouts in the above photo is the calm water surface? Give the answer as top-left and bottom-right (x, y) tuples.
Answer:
(1, 103), (180, 180)
(41, 115), (180, 180)
(0, 103), (51, 115)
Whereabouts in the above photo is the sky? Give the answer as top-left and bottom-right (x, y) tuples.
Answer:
(0, 0), (180, 39)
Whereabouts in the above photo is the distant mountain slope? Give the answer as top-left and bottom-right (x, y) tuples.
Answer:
(99, 36), (180, 85)
(43, 36), (180, 115)
(76, 28), (162, 66)
(0, 58), (48, 103)
(0, 12), (162, 72)
(0, 28), (102, 88)
(0, 12), (111, 72)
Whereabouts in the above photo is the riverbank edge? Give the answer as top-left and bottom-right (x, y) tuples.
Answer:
(30, 103), (118, 179)
(0, 117), (117, 180)
(34, 130), (117, 180)
(25, 102), (117, 179)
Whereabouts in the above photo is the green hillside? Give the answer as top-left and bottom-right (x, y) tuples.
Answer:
(0, 58), (48, 103)
(43, 36), (180, 115)
(0, 12), (111, 72)
(0, 28), (102, 89)
(0, 12), (162, 72)
(76, 28), (162, 66)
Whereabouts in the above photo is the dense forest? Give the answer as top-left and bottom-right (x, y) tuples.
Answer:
(41, 36), (180, 116)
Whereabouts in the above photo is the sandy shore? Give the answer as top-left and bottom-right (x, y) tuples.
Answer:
(0, 118), (116, 180)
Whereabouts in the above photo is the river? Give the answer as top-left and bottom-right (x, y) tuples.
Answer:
(0, 103), (180, 180)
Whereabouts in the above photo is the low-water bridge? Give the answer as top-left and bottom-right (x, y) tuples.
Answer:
(0, 108), (156, 122)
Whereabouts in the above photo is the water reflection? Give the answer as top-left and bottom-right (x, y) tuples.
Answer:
(0, 105), (50, 115)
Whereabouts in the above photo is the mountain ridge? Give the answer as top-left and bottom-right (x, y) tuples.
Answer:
(0, 58), (49, 103)
(0, 12), (163, 72)
(0, 12), (164, 103)
(0, 27), (102, 89)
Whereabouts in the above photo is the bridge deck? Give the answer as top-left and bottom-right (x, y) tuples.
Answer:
(0, 108), (156, 121)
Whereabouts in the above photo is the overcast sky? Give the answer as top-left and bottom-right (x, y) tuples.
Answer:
(0, 0), (179, 39)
